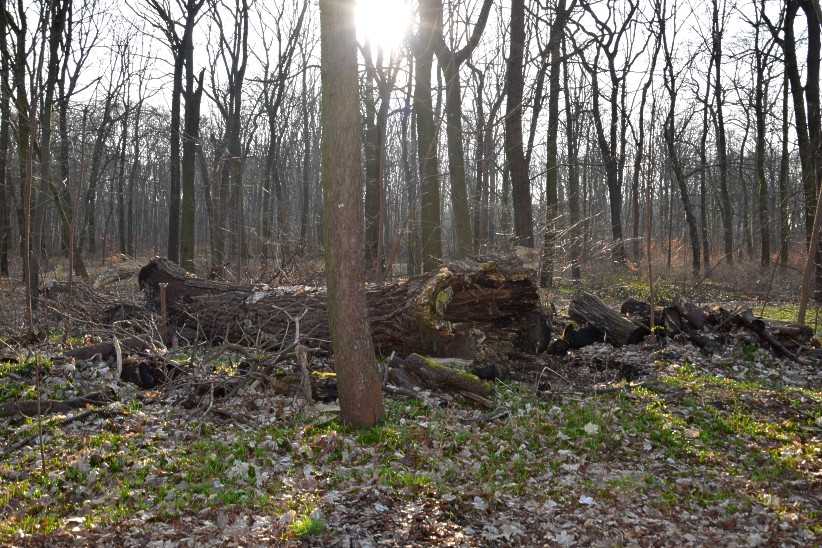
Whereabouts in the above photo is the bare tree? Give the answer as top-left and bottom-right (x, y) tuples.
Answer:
(0, 0), (10, 277)
(504, 0), (533, 247)
(415, 0), (443, 270)
(144, 0), (205, 267)
(319, 0), (383, 428)
(574, 0), (640, 263)
(429, 0), (493, 258)
(540, 0), (575, 288)
(658, 0), (701, 275)
(711, 0), (735, 265)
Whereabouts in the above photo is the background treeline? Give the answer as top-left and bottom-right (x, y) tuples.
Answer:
(0, 0), (819, 304)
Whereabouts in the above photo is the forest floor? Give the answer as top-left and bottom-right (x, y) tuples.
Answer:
(0, 260), (820, 547)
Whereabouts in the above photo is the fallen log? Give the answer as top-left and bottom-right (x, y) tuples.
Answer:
(737, 309), (799, 361)
(568, 292), (648, 346)
(63, 337), (147, 361)
(138, 256), (546, 358)
(0, 390), (115, 418)
(388, 353), (492, 398)
(662, 306), (716, 352)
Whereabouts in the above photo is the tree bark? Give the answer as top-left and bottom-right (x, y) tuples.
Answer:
(562, 46), (581, 282)
(319, 0), (384, 427)
(415, 0), (443, 271)
(504, 0), (534, 247)
(431, 0), (493, 259)
(779, 73), (790, 266)
(0, 0), (10, 277)
(712, 0), (734, 265)
(541, 0), (572, 288)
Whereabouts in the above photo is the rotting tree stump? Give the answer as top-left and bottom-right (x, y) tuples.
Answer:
(138, 256), (547, 358)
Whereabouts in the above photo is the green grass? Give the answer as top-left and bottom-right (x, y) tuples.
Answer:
(758, 304), (822, 335)
(1, 354), (819, 543)
(290, 515), (326, 538)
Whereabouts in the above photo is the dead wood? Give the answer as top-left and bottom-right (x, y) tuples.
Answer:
(569, 292), (649, 346)
(138, 256), (544, 358)
(663, 306), (716, 352)
(737, 309), (799, 361)
(63, 337), (147, 361)
(387, 353), (492, 398)
(0, 390), (115, 418)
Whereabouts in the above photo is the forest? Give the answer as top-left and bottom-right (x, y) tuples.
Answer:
(0, 0), (820, 545)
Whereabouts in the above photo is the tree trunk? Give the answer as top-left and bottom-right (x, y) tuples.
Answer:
(504, 0), (533, 247)
(698, 56), (713, 272)
(415, 0), (443, 271)
(712, 0), (734, 265)
(300, 64), (311, 249)
(540, 0), (570, 288)
(364, 58), (382, 278)
(779, 73), (790, 266)
(441, 59), (473, 258)
(319, 0), (384, 427)
(181, 64), (204, 272)
(168, 54), (183, 264)
(0, 2), (10, 277)
(754, 42), (771, 267)
(563, 48), (581, 282)
(661, 17), (700, 276)
(401, 54), (419, 276)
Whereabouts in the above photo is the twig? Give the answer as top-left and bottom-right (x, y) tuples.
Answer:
(535, 364), (571, 389)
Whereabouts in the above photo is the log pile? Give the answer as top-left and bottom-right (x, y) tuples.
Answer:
(555, 292), (816, 362)
(138, 256), (547, 359)
(618, 297), (815, 359)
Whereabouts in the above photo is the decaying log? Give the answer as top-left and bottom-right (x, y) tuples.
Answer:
(63, 337), (147, 361)
(0, 390), (115, 418)
(388, 354), (492, 399)
(623, 298), (815, 359)
(737, 310), (799, 361)
(662, 306), (716, 352)
(569, 292), (648, 346)
(674, 298), (706, 330)
(138, 256), (546, 358)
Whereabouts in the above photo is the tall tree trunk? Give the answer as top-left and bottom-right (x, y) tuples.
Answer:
(300, 66), (311, 249)
(429, 0), (492, 258)
(414, 0), (443, 271)
(799, 1), (822, 299)
(180, 64), (205, 272)
(739, 120), (753, 259)
(363, 57), (382, 278)
(116, 109), (129, 254)
(631, 37), (660, 265)
(168, 54), (183, 263)
(319, 0), (384, 428)
(562, 50), (581, 282)
(699, 56), (713, 272)
(440, 60), (473, 258)
(504, 0), (533, 247)
(0, 0), (10, 277)
(754, 27), (771, 267)
(779, 73), (790, 266)
(11, 2), (39, 312)
(401, 56), (419, 275)
(540, 0), (571, 288)
(660, 10), (700, 275)
(712, 0), (734, 265)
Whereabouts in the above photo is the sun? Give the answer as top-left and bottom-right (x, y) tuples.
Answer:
(355, 0), (413, 55)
